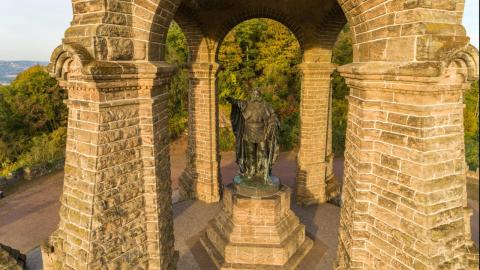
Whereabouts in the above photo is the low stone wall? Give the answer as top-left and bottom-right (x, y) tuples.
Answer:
(0, 243), (26, 270)
(0, 160), (64, 190)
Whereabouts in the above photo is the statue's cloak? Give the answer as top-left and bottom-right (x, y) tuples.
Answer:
(230, 101), (247, 173)
(230, 99), (280, 179)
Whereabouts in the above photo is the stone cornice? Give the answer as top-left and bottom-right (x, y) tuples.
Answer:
(188, 62), (220, 79)
(339, 56), (478, 84)
(298, 62), (338, 75)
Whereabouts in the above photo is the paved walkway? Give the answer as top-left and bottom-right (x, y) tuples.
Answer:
(0, 171), (63, 253)
(173, 197), (341, 270)
(0, 141), (478, 269)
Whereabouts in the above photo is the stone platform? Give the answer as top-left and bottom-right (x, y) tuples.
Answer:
(200, 184), (313, 269)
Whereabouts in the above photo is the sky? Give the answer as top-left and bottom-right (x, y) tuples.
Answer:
(0, 0), (478, 61)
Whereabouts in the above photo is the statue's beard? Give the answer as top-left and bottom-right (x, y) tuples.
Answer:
(250, 96), (262, 101)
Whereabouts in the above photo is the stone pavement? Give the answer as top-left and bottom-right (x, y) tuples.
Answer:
(173, 197), (341, 270)
(23, 197), (480, 270)
(0, 171), (63, 253)
(0, 145), (478, 269)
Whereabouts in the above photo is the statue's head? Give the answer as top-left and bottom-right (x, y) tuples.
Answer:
(250, 87), (262, 101)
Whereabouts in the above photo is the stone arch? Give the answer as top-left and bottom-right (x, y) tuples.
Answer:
(49, 44), (93, 81)
(131, 0), (183, 61)
(213, 8), (308, 56)
(210, 5), (347, 63)
(174, 5), (215, 63)
(443, 44), (479, 82)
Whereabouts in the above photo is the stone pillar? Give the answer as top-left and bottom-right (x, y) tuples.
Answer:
(179, 62), (221, 203)
(296, 62), (338, 205)
(335, 62), (477, 269)
(139, 65), (179, 270)
(42, 61), (177, 270)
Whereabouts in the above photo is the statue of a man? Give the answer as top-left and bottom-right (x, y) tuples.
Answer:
(227, 88), (280, 185)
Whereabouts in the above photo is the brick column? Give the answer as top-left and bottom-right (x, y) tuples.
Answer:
(296, 62), (338, 205)
(335, 63), (477, 269)
(179, 62), (221, 203)
(42, 62), (178, 270)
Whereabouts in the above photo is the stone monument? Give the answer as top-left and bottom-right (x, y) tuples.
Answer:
(200, 88), (313, 269)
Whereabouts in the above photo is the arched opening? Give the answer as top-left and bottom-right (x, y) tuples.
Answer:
(165, 21), (190, 202)
(330, 25), (353, 196)
(215, 18), (303, 190)
(169, 17), (350, 268)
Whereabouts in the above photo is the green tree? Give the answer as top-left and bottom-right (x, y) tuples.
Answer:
(166, 22), (190, 139)
(217, 19), (302, 150)
(0, 66), (68, 175)
(464, 80), (479, 170)
(331, 25), (353, 156)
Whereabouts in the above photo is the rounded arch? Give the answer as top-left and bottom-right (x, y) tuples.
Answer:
(49, 44), (93, 80)
(174, 5), (215, 63)
(211, 5), (348, 64)
(213, 8), (307, 57)
(132, 0), (183, 61)
(444, 44), (480, 82)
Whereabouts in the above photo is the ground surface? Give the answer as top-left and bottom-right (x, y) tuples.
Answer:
(0, 140), (478, 269)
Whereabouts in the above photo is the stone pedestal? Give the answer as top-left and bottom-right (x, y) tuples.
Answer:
(201, 184), (313, 269)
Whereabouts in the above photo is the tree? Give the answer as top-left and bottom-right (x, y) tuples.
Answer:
(217, 19), (302, 150)
(331, 25), (353, 156)
(0, 66), (68, 175)
(166, 22), (190, 139)
(464, 80), (479, 170)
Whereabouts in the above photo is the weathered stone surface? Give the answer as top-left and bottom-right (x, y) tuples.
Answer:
(335, 59), (479, 270)
(297, 63), (338, 205)
(44, 0), (479, 269)
(179, 62), (221, 203)
(201, 185), (313, 269)
(42, 60), (178, 270)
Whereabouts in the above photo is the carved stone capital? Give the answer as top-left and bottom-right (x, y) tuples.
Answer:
(188, 62), (220, 79)
(339, 61), (473, 94)
(298, 62), (337, 77)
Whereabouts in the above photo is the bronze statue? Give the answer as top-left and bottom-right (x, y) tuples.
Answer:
(227, 88), (280, 186)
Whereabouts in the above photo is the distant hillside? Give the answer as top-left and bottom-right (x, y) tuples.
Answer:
(0, 61), (48, 85)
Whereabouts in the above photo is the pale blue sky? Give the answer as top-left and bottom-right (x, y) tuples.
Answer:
(0, 0), (478, 61)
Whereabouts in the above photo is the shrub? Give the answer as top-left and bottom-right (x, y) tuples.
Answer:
(219, 128), (236, 152)
(0, 66), (68, 177)
(0, 128), (66, 176)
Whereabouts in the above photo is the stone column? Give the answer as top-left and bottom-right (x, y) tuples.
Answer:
(179, 62), (221, 203)
(139, 65), (179, 270)
(335, 62), (477, 269)
(296, 62), (338, 205)
(42, 61), (177, 270)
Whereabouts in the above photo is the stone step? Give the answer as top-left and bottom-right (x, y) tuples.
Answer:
(201, 231), (313, 270)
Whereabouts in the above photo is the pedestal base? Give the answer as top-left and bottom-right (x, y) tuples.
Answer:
(200, 184), (313, 269)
